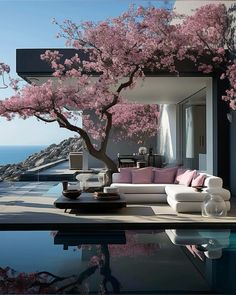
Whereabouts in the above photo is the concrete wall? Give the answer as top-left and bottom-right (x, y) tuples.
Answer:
(82, 109), (158, 169)
(83, 132), (157, 169)
(84, 135), (157, 169)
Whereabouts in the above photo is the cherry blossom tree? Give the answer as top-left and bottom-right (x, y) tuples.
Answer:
(0, 62), (20, 90)
(178, 3), (236, 109)
(0, 62), (10, 89)
(0, 3), (235, 175)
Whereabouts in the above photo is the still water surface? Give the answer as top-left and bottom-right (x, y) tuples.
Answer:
(0, 229), (235, 294)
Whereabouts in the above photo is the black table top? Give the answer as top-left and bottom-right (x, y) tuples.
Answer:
(54, 192), (126, 210)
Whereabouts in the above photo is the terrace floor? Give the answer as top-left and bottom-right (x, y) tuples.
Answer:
(0, 181), (236, 230)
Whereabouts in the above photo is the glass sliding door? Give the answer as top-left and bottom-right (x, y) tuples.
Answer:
(180, 89), (206, 170)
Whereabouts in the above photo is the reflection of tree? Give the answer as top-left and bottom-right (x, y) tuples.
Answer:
(1, 232), (160, 294)
(0, 244), (120, 294)
(100, 244), (121, 293)
(108, 232), (160, 257)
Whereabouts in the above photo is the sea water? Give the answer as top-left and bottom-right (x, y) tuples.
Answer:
(0, 145), (46, 165)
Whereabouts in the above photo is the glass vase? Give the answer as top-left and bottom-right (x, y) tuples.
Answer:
(201, 194), (227, 218)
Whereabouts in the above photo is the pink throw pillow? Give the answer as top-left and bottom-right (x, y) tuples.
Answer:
(153, 167), (178, 184)
(118, 167), (137, 183)
(175, 168), (187, 184)
(191, 172), (206, 187)
(175, 169), (196, 186)
(132, 167), (153, 184)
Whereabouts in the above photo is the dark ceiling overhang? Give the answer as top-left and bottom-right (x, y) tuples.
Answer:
(16, 48), (215, 84)
(16, 49), (217, 104)
(16, 48), (89, 83)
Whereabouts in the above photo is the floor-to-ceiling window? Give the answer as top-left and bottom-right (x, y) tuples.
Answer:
(179, 88), (207, 170)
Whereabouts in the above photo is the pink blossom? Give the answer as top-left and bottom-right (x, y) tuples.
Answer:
(1, 3), (236, 171)
(89, 255), (101, 266)
(230, 100), (236, 110)
(9, 78), (20, 91)
(218, 47), (225, 55)
(0, 63), (10, 73)
(220, 73), (226, 80)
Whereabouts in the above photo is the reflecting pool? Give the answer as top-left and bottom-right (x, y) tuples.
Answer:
(0, 229), (235, 294)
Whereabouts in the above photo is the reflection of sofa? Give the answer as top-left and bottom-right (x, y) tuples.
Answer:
(165, 229), (231, 259)
(110, 168), (231, 213)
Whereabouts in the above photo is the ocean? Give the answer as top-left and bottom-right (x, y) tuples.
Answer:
(0, 146), (46, 165)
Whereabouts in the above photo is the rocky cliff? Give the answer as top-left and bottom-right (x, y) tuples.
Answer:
(0, 137), (83, 181)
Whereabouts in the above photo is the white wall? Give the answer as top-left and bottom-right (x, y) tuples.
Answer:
(174, 1), (235, 15)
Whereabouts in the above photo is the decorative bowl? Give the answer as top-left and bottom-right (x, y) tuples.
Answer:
(62, 189), (82, 199)
(192, 186), (206, 192)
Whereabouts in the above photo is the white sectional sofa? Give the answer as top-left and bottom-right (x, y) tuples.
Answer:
(110, 171), (231, 213)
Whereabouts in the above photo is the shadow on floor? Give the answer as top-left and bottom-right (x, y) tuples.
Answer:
(71, 206), (156, 216)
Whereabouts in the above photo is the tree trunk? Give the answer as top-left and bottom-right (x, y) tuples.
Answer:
(89, 150), (118, 186)
(53, 113), (118, 185)
(98, 153), (118, 173)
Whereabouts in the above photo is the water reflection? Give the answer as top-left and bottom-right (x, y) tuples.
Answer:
(0, 229), (235, 294)
(166, 229), (230, 260)
(53, 230), (127, 293)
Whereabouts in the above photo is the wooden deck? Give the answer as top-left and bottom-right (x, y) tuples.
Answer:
(0, 181), (236, 230)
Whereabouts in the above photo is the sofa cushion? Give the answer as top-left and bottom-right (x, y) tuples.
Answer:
(111, 183), (173, 194)
(153, 167), (178, 184)
(115, 167), (137, 183)
(204, 175), (223, 188)
(203, 188), (231, 200)
(175, 168), (187, 183)
(167, 195), (231, 213)
(112, 172), (126, 183)
(175, 169), (196, 186)
(166, 185), (208, 201)
(122, 193), (167, 204)
(166, 185), (231, 202)
(191, 172), (206, 187)
(132, 167), (153, 184)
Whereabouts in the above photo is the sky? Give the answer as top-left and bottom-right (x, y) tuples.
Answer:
(0, 0), (174, 146)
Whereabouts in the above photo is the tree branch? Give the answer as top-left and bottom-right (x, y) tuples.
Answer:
(116, 65), (140, 94)
(101, 65), (140, 115)
(100, 111), (112, 152)
(196, 31), (217, 56)
(34, 114), (56, 123)
(52, 108), (98, 156)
